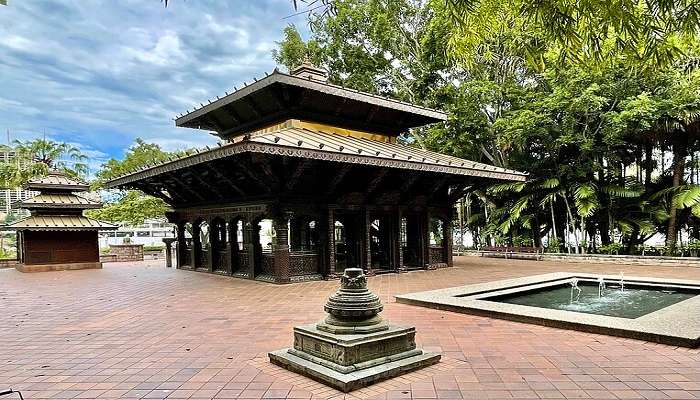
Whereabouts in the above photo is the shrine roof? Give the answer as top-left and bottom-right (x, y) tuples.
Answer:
(25, 171), (90, 191)
(104, 124), (527, 189)
(16, 193), (102, 209)
(174, 69), (447, 138)
(2, 215), (117, 231)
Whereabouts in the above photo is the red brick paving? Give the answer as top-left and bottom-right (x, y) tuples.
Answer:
(1, 257), (699, 399)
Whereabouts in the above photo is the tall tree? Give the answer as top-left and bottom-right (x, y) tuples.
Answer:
(0, 138), (87, 188)
(447, 0), (700, 67)
(94, 138), (179, 187)
(91, 139), (189, 225)
(289, 0), (699, 65)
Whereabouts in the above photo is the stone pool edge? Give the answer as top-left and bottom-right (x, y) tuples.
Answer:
(395, 272), (700, 348)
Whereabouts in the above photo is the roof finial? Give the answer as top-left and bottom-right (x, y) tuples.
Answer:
(290, 54), (328, 82)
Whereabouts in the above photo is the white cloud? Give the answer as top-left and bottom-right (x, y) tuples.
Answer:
(148, 136), (217, 153)
(2, 35), (34, 51)
(123, 31), (186, 67)
(0, 0), (311, 162)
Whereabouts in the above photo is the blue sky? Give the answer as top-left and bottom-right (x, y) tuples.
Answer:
(0, 0), (310, 174)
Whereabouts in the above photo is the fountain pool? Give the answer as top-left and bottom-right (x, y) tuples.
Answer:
(487, 280), (697, 318)
(395, 272), (700, 347)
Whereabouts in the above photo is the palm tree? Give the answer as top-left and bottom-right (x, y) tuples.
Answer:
(0, 139), (88, 189)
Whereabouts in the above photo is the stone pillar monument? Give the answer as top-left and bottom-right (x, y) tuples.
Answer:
(162, 238), (175, 268)
(269, 268), (440, 392)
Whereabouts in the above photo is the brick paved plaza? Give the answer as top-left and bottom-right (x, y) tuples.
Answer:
(2, 257), (699, 400)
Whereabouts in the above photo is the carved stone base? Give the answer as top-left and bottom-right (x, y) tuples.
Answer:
(269, 323), (440, 392)
(16, 262), (102, 273)
(269, 348), (439, 392)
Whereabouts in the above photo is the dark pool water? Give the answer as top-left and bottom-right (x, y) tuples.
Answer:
(486, 281), (698, 318)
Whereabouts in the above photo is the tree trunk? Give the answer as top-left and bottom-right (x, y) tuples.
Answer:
(549, 200), (557, 249)
(532, 214), (542, 248)
(665, 135), (688, 255)
(645, 141), (653, 188)
(562, 195), (579, 253)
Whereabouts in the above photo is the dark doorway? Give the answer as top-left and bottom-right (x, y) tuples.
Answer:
(334, 212), (363, 272)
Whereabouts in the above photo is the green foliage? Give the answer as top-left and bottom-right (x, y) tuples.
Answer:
(272, 26), (323, 71)
(545, 237), (560, 253)
(143, 245), (165, 252)
(89, 138), (188, 224)
(94, 138), (185, 188)
(278, 0), (700, 255)
(0, 139), (87, 188)
(599, 243), (624, 255)
(86, 190), (169, 226)
(444, 0), (700, 67)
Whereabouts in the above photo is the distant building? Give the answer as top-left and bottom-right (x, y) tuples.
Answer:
(0, 146), (35, 218)
(98, 218), (176, 248)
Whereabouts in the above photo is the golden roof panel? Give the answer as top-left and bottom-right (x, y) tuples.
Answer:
(3, 215), (117, 231)
(17, 193), (102, 209)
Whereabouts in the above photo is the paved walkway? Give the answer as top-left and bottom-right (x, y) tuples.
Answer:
(1, 257), (699, 399)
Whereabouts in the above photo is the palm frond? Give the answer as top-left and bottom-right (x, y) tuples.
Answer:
(603, 184), (642, 198)
(672, 184), (700, 208)
(538, 177), (560, 189)
(572, 183), (599, 217)
(487, 181), (526, 195)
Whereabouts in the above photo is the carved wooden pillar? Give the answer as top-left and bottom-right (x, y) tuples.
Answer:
(244, 220), (257, 279)
(289, 218), (299, 251)
(317, 212), (327, 275)
(228, 220), (238, 274)
(364, 209), (372, 274)
(327, 208), (336, 276)
(422, 210), (431, 269)
(273, 215), (291, 283)
(192, 222), (202, 269)
(300, 221), (309, 251)
(175, 223), (185, 269)
(395, 209), (404, 271)
(204, 219), (213, 272)
(445, 214), (454, 267)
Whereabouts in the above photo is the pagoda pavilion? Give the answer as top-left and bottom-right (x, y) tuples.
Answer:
(105, 62), (526, 283)
(3, 171), (117, 272)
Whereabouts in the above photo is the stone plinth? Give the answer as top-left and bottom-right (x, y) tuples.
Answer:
(0, 259), (19, 269)
(269, 268), (439, 392)
(16, 262), (102, 273)
(108, 244), (144, 262)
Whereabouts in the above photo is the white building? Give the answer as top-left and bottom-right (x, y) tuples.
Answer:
(0, 147), (35, 218)
(98, 218), (175, 248)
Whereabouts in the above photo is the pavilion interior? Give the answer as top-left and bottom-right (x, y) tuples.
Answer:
(131, 151), (489, 282)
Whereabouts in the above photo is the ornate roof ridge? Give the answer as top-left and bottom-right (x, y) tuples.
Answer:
(105, 126), (527, 188)
(174, 68), (447, 126)
(25, 170), (90, 191)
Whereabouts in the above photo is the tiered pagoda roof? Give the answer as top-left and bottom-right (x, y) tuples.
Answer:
(106, 119), (525, 188)
(105, 63), (526, 204)
(4, 171), (116, 231)
(174, 67), (446, 138)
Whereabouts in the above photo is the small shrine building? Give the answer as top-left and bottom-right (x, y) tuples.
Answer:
(3, 171), (117, 272)
(105, 62), (526, 283)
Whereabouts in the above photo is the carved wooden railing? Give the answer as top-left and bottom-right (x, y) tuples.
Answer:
(261, 254), (275, 275)
(236, 251), (249, 274)
(429, 246), (446, 265)
(290, 251), (319, 276)
(197, 249), (209, 270)
(212, 247), (230, 273)
(181, 247), (193, 269)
